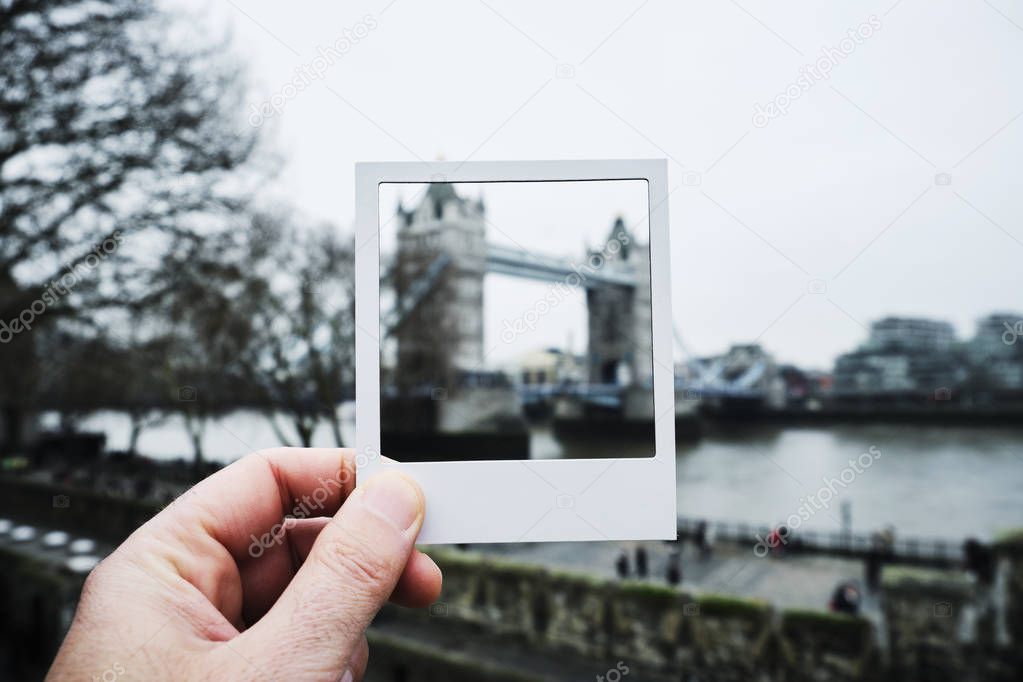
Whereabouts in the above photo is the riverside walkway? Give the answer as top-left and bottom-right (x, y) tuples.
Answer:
(474, 540), (875, 614)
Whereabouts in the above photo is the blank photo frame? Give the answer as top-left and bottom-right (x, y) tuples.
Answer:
(355, 159), (676, 544)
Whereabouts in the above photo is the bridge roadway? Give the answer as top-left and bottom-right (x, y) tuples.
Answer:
(484, 242), (636, 288)
(383, 242), (637, 334)
(518, 378), (768, 409)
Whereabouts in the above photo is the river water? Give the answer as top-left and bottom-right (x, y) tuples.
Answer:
(67, 409), (1023, 540)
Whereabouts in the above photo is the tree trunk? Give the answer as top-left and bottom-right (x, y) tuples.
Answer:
(328, 412), (345, 448)
(183, 412), (205, 481)
(267, 413), (294, 447)
(191, 431), (204, 481)
(59, 411), (76, 433)
(296, 417), (314, 448)
(128, 416), (142, 457)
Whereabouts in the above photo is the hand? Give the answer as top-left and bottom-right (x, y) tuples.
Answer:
(46, 447), (441, 681)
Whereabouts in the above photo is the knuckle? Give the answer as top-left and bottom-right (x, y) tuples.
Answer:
(73, 558), (125, 626)
(252, 446), (291, 464)
(317, 533), (395, 590)
(79, 559), (108, 602)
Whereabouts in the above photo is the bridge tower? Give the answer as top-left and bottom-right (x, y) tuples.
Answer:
(393, 183), (486, 392)
(586, 217), (653, 389)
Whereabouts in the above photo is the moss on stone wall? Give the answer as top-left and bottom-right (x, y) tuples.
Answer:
(881, 566), (972, 597)
(614, 579), (681, 604)
(544, 565), (608, 590)
(781, 609), (871, 641)
(993, 528), (1023, 557)
(484, 554), (552, 579)
(696, 594), (771, 621)
(425, 547), (484, 567)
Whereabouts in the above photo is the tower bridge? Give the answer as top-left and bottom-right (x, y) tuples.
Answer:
(382, 183), (654, 431)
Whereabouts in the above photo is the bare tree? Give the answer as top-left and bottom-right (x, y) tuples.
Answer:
(107, 325), (175, 457)
(35, 325), (121, 433)
(242, 212), (356, 447)
(143, 229), (264, 476)
(0, 0), (259, 449)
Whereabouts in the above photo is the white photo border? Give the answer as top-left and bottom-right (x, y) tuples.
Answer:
(355, 159), (676, 544)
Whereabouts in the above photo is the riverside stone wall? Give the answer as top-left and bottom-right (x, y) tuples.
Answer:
(995, 531), (1023, 645)
(365, 548), (1021, 682)
(0, 546), (86, 679)
(2, 479), (1021, 681)
(393, 550), (882, 682)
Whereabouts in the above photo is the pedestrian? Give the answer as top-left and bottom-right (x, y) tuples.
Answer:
(635, 545), (648, 578)
(767, 523), (788, 556)
(865, 551), (881, 591)
(666, 549), (682, 585)
(694, 520), (712, 559)
(964, 538), (995, 585)
(615, 549), (630, 578)
(829, 581), (861, 615)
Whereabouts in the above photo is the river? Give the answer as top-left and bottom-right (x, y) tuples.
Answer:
(64, 409), (1023, 540)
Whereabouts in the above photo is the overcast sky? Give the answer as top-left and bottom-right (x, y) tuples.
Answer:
(170, 0), (1023, 369)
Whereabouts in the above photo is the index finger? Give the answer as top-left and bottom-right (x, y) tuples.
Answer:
(137, 447), (356, 624)
(164, 447), (356, 560)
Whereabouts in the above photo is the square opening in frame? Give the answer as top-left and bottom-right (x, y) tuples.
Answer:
(377, 179), (655, 463)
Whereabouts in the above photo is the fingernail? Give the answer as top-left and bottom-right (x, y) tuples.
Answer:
(340, 668), (353, 682)
(362, 473), (422, 532)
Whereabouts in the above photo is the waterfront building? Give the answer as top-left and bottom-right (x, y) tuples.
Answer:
(517, 348), (586, 387)
(967, 313), (1023, 393)
(833, 317), (962, 399)
(864, 317), (956, 353)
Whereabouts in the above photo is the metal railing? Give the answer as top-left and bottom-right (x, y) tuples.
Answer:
(677, 516), (966, 567)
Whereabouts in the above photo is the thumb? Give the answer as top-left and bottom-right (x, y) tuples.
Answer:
(229, 471), (425, 679)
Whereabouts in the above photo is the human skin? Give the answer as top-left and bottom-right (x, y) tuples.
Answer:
(46, 447), (441, 681)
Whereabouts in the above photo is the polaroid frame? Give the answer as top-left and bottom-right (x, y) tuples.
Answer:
(355, 159), (676, 544)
